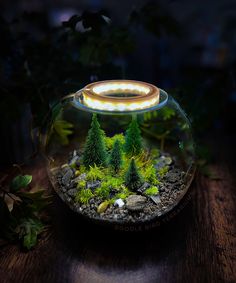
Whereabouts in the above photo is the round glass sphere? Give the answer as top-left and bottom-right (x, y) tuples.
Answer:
(42, 80), (195, 228)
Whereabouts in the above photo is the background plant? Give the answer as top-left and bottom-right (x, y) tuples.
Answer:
(0, 171), (51, 249)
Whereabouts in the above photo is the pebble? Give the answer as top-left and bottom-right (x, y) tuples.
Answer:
(149, 195), (161, 204)
(69, 155), (80, 168)
(137, 182), (150, 194)
(73, 173), (87, 183)
(154, 156), (173, 169)
(87, 181), (101, 190)
(67, 188), (77, 197)
(114, 198), (125, 208)
(62, 168), (74, 185)
(165, 171), (181, 183)
(66, 196), (72, 203)
(126, 195), (147, 212)
(97, 201), (109, 214)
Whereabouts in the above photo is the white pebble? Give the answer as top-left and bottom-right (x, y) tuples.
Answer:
(114, 198), (125, 208)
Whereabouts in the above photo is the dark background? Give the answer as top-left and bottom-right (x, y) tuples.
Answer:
(0, 0), (236, 168)
(0, 2), (236, 283)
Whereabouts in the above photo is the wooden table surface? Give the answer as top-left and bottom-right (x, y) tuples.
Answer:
(0, 136), (236, 283)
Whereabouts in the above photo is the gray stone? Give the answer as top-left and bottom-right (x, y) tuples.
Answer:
(154, 161), (165, 170)
(66, 196), (72, 203)
(62, 168), (74, 185)
(165, 172), (180, 183)
(154, 156), (172, 169)
(73, 173), (87, 183)
(87, 181), (101, 190)
(67, 188), (77, 197)
(61, 164), (70, 172)
(149, 195), (161, 205)
(159, 185), (165, 193)
(69, 156), (80, 167)
(137, 182), (150, 194)
(126, 195), (147, 211)
(164, 156), (173, 165)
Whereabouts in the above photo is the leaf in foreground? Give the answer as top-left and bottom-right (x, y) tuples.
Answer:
(17, 218), (44, 250)
(10, 175), (32, 192)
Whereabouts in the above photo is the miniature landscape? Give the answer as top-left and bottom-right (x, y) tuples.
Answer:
(51, 114), (187, 224)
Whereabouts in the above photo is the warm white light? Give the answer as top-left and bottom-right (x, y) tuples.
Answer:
(82, 80), (159, 112)
(92, 83), (150, 95)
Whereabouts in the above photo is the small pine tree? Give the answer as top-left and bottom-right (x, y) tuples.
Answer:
(124, 117), (142, 156)
(82, 114), (107, 168)
(109, 139), (122, 173)
(125, 158), (143, 191)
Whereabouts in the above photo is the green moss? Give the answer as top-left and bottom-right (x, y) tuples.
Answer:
(103, 176), (124, 188)
(105, 133), (125, 151)
(144, 186), (159, 196)
(108, 186), (132, 203)
(76, 179), (86, 189)
(115, 186), (131, 200)
(95, 185), (111, 199)
(95, 177), (124, 199)
(78, 165), (87, 174)
(143, 164), (160, 185)
(75, 188), (93, 204)
(134, 151), (151, 168)
(158, 166), (169, 178)
(86, 165), (105, 182)
(150, 148), (160, 159)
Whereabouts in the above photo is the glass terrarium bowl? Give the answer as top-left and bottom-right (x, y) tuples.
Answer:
(42, 80), (195, 229)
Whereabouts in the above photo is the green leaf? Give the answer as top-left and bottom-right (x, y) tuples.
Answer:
(10, 175), (32, 192)
(51, 102), (63, 121)
(53, 119), (74, 145)
(17, 189), (52, 212)
(17, 218), (44, 250)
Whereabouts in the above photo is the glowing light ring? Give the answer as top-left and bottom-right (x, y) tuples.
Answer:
(81, 80), (160, 112)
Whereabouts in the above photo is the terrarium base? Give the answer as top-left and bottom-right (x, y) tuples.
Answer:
(50, 151), (191, 227)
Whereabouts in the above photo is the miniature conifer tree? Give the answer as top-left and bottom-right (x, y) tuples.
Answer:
(124, 117), (142, 156)
(109, 139), (122, 173)
(125, 158), (143, 191)
(82, 114), (107, 168)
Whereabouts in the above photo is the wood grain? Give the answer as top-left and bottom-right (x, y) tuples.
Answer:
(0, 140), (235, 283)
